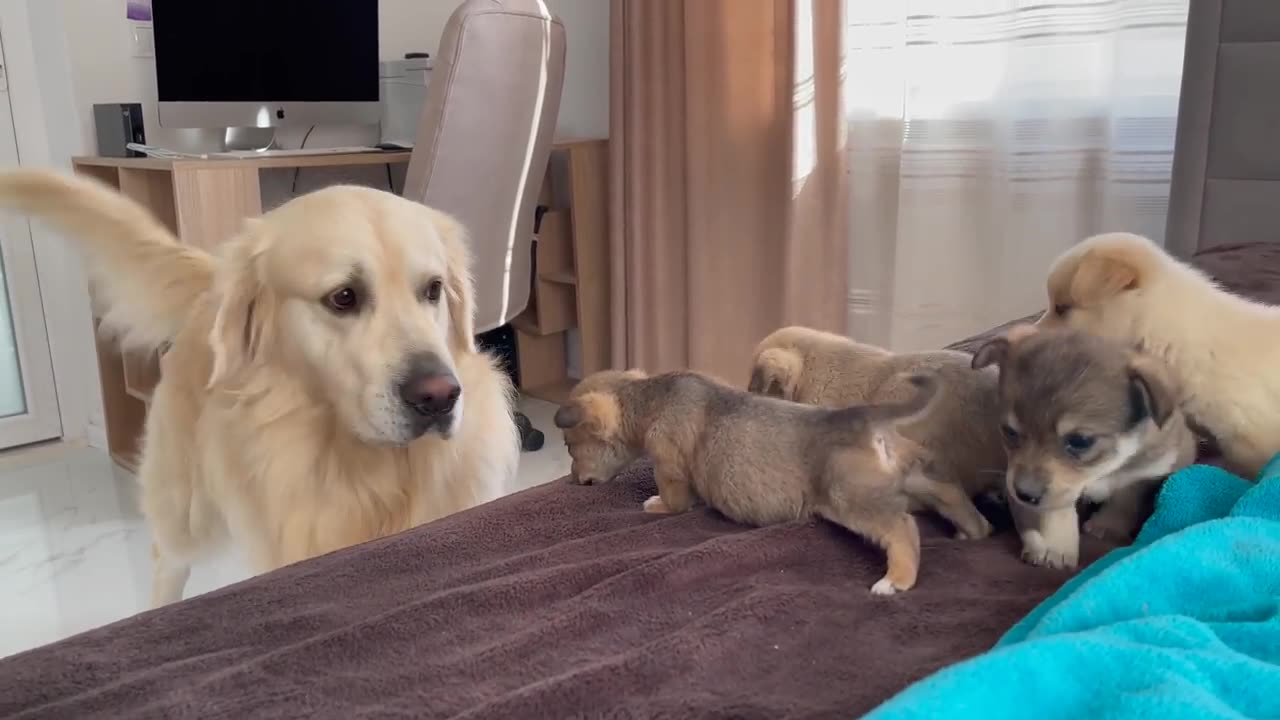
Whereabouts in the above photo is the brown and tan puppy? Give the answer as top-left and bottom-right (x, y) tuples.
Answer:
(1038, 232), (1280, 477)
(972, 324), (1197, 568)
(554, 369), (940, 595)
(748, 326), (1005, 540)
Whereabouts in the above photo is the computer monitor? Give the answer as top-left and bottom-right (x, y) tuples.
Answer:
(153, 1), (380, 132)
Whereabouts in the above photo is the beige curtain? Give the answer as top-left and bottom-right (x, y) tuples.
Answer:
(609, 0), (847, 383)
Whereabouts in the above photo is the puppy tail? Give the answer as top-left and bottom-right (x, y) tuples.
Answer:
(860, 373), (940, 427)
(0, 170), (216, 352)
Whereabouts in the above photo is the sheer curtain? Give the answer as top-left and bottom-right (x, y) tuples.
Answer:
(844, 0), (1190, 351)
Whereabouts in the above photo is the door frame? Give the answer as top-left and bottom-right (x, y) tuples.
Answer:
(0, 1), (104, 448)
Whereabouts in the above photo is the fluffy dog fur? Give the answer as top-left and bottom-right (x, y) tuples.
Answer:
(973, 324), (1196, 568)
(1038, 231), (1280, 477)
(748, 326), (1005, 540)
(0, 170), (519, 605)
(553, 369), (940, 594)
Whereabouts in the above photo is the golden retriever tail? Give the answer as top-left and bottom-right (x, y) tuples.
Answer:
(748, 346), (803, 399)
(0, 170), (215, 352)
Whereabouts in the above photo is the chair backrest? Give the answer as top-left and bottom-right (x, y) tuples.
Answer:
(403, 0), (566, 334)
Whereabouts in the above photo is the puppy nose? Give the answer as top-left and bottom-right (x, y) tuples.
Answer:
(398, 355), (461, 416)
(1013, 480), (1043, 506)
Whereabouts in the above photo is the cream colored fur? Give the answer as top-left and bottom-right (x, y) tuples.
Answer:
(1039, 232), (1280, 477)
(0, 170), (519, 605)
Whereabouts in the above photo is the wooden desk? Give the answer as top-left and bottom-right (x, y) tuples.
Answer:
(71, 151), (411, 470)
(71, 143), (608, 470)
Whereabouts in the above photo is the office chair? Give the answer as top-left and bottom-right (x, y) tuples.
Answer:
(402, 0), (566, 452)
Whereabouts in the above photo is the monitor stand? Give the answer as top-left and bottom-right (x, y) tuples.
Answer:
(223, 127), (277, 152)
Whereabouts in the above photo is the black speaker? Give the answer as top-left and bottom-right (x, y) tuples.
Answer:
(92, 103), (146, 158)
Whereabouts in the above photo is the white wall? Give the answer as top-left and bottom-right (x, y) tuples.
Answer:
(58, 0), (610, 156)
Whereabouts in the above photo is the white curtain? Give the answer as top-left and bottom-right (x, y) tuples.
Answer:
(844, 0), (1190, 351)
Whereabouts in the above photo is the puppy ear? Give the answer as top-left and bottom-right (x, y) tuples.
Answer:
(1127, 355), (1177, 428)
(971, 337), (1009, 370)
(208, 234), (274, 387)
(1069, 251), (1140, 305)
(432, 209), (476, 354)
(553, 403), (582, 429)
(751, 348), (800, 400)
(557, 391), (622, 437)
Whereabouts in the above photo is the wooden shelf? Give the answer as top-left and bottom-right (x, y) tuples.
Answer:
(522, 378), (576, 404)
(514, 139), (609, 405)
(539, 270), (577, 286)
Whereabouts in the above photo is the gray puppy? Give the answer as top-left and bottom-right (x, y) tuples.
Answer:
(972, 324), (1197, 568)
(748, 326), (1006, 540)
(554, 369), (939, 595)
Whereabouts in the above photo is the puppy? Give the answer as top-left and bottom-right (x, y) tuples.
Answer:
(554, 369), (940, 594)
(972, 324), (1197, 568)
(748, 326), (1005, 540)
(1038, 232), (1280, 477)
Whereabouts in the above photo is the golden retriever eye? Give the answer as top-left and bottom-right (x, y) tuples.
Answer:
(421, 278), (444, 304)
(325, 286), (361, 315)
(1053, 303), (1071, 316)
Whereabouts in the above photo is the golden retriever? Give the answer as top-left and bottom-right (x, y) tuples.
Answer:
(1037, 231), (1280, 478)
(0, 170), (519, 606)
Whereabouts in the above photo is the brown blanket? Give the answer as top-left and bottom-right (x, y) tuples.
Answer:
(0, 463), (1110, 720)
(3, 242), (1276, 720)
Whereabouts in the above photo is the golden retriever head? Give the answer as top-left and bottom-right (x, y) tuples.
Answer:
(1036, 232), (1168, 340)
(973, 324), (1178, 511)
(208, 186), (476, 446)
(552, 369), (648, 485)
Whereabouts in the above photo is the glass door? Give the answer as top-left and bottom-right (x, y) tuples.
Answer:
(0, 34), (61, 448)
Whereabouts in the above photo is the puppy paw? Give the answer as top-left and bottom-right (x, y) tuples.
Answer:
(954, 515), (993, 541)
(1020, 531), (1078, 569)
(1083, 513), (1135, 542)
(870, 577), (899, 596)
(642, 495), (672, 514)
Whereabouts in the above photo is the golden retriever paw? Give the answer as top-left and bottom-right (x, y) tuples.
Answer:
(1020, 530), (1078, 569)
(642, 495), (673, 514)
(870, 577), (900, 596)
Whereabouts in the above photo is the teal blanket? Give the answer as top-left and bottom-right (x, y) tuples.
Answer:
(865, 456), (1280, 720)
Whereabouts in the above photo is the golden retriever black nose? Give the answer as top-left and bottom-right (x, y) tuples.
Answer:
(399, 354), (461, 416)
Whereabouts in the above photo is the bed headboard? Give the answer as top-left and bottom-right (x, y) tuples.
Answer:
(1166, 0), (1280, 257)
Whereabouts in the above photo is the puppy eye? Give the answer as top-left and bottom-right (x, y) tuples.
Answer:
(325, 286), (361, 315)
(1053, 303), (1071, 316)
(421, 278), (444, 304)
(1063, 432), (1096, 457)
(1000, 424), (1021, 448)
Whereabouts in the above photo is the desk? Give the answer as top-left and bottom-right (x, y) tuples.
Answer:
(70, 143), (608, 471)
(70, 151), (412, 470)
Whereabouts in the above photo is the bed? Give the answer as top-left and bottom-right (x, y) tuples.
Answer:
(0, 241), (1272, 719)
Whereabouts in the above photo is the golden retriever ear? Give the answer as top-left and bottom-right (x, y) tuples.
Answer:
(208, 236), (274, 387)
(1069, 252), (1140, 305)
(432, 210), (476, 354)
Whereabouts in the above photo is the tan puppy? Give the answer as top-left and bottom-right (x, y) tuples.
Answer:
(0, 170), (519, 606)
(1038, 231), (1280, 477)
(973, 324), (1196, 568)
(748, 326), (1005, 540)
(554, 369), (939, 595)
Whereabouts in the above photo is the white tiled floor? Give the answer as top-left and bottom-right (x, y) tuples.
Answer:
(0, 396), (570, 658)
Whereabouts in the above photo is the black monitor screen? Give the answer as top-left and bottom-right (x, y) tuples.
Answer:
(152, 1), (378, 103)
